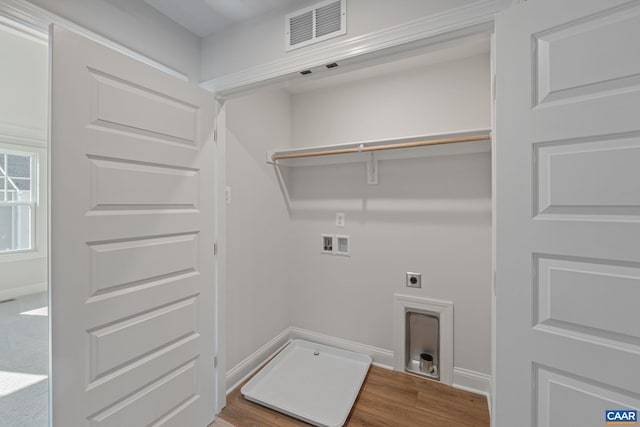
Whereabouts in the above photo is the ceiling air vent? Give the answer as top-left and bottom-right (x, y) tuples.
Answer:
(286, 0), (346, 51)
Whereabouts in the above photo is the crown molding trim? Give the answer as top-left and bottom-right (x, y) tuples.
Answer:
(202, 0), (510, 97)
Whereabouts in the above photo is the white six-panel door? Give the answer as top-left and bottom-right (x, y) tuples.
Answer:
(50, 25), (217, 426)
(496, 1), (640, 426)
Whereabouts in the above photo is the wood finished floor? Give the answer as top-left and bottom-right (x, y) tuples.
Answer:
(219, 366), (489, 427)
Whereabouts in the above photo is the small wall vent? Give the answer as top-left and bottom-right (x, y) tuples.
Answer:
(286, 0), (346, 51)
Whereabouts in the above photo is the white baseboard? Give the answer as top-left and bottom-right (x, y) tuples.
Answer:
(289, 327), (395, 369)
(0, 282), (47, 301)
(225, 328), (290, 394)
(453, 367), (491, 397)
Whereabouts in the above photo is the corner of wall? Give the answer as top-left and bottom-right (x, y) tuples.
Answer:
(225, 328), (291, 394)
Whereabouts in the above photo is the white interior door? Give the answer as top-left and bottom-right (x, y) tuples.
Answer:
(495, 1), (640, 426)
(50, 25), (217, 426)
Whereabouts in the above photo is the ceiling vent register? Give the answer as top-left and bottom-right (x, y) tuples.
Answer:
(286, 0), (346, 51)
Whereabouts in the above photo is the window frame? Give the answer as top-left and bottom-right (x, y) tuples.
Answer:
(0, 141), (46, 262)
(0, 147), (38, 254)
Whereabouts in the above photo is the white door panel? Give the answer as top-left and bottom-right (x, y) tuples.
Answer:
(496, 1), (640, 426)
(50, 25), (216, 426)
(536, 367), (640, 427)
(535, 136), (640, 216)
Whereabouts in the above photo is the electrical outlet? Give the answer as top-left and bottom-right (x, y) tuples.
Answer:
(336, 212), (345, 227)
(406, 272), (422, 288)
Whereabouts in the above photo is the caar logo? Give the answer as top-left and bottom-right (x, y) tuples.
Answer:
(606, 410), (637, 425)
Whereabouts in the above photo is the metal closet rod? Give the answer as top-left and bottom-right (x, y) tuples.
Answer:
(271, 133), (491, 161)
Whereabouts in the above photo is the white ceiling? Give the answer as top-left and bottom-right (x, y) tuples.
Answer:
(144, 0), (312, 38)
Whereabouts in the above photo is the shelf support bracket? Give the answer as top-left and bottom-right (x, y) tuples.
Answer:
(265, 151), (277, 165)
(367, 152), (378, 185)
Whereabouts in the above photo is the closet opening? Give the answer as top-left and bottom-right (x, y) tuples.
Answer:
(218, 30), (494, 426)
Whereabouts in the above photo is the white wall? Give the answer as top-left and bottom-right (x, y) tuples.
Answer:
(201, 0), (480, 81)
(28, 0), (201, 81)
(0, 26), (47, 140)
(224, 53), (492, 378)
(224, 90), (293, 370)
(291, 54), (490, 144)
(0, 24), (48, 299)
(289, 54), (492, 375)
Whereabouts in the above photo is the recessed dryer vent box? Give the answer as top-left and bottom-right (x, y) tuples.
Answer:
(405, 310), (439, 381)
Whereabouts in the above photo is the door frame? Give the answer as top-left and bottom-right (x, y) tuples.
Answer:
(213, 101), (227, 412)
(205, 2), (510, 421)
(0, 0), (226, 419)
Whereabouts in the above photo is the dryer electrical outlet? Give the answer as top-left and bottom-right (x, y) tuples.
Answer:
(406, 272), (422, 288)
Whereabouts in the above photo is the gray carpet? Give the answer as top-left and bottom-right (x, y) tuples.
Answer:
(0, 292), (48, 426)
